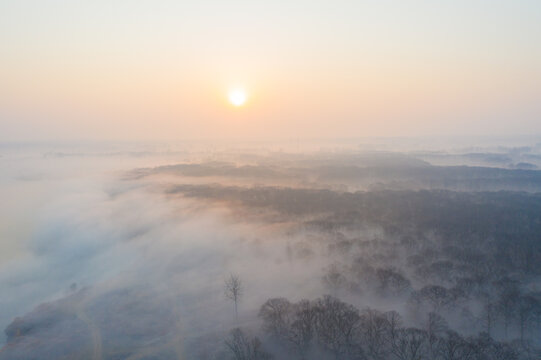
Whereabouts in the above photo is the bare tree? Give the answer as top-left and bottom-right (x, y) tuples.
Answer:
(314, 295), (362, 359)
(496, 280), (520, 338)
(225, 274), (243, 320)
(288, 300), (318, 359)
(517, 295), (539, 344)
(391, 328), (428, 360)
(225, 328), (273, 360)
(480, 291), (497, 337)
(436, 331), (473, 360)
(375, 267), (411, 297)
(413, 285), (454, 313)
(259, 297), (293, 338)
(323, 264), (346, 296)
(358, 308), (390, 360)
(384, 310), (403, 349)
(425, 312), (448, 359)
(468, 332), (519, 360)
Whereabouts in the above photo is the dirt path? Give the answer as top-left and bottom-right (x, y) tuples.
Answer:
(75, 305), (103, 360)
(124, 301), (185, 360)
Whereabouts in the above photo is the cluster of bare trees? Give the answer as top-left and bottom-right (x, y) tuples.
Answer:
(319, 233), (541, 345)
(407, 281), (541, 342)
(243, 295), (539, 360)
(225, 328), (273, 360)
(200, 182), (541, 360)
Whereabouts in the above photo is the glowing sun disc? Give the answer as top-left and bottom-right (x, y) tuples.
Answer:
(229, 89), (247, 107)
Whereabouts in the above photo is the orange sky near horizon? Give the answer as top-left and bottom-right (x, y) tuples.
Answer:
(1, 0), (540, 141)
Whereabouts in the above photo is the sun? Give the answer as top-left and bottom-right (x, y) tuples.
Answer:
(228, 89), (247, 107)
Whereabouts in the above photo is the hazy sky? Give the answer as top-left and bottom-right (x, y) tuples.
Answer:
(1, 0), (540, 141)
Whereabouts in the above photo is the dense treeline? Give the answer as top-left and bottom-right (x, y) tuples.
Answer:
(142, 153), (541, 191)
(226, 296), (540, 360)
(171, 184), (541, 357)
(171, 185), (541, 274)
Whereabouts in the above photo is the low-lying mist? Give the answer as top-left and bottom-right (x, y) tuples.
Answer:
(1, 139), (541, 359)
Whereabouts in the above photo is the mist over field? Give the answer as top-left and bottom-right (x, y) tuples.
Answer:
(2, 0), (541, 358)
(1, 139), (541, 359)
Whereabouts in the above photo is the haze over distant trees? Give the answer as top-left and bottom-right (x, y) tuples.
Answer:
(2, 148), (541, 359)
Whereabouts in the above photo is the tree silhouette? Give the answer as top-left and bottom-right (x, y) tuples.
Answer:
(225, 274), (243, 320)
